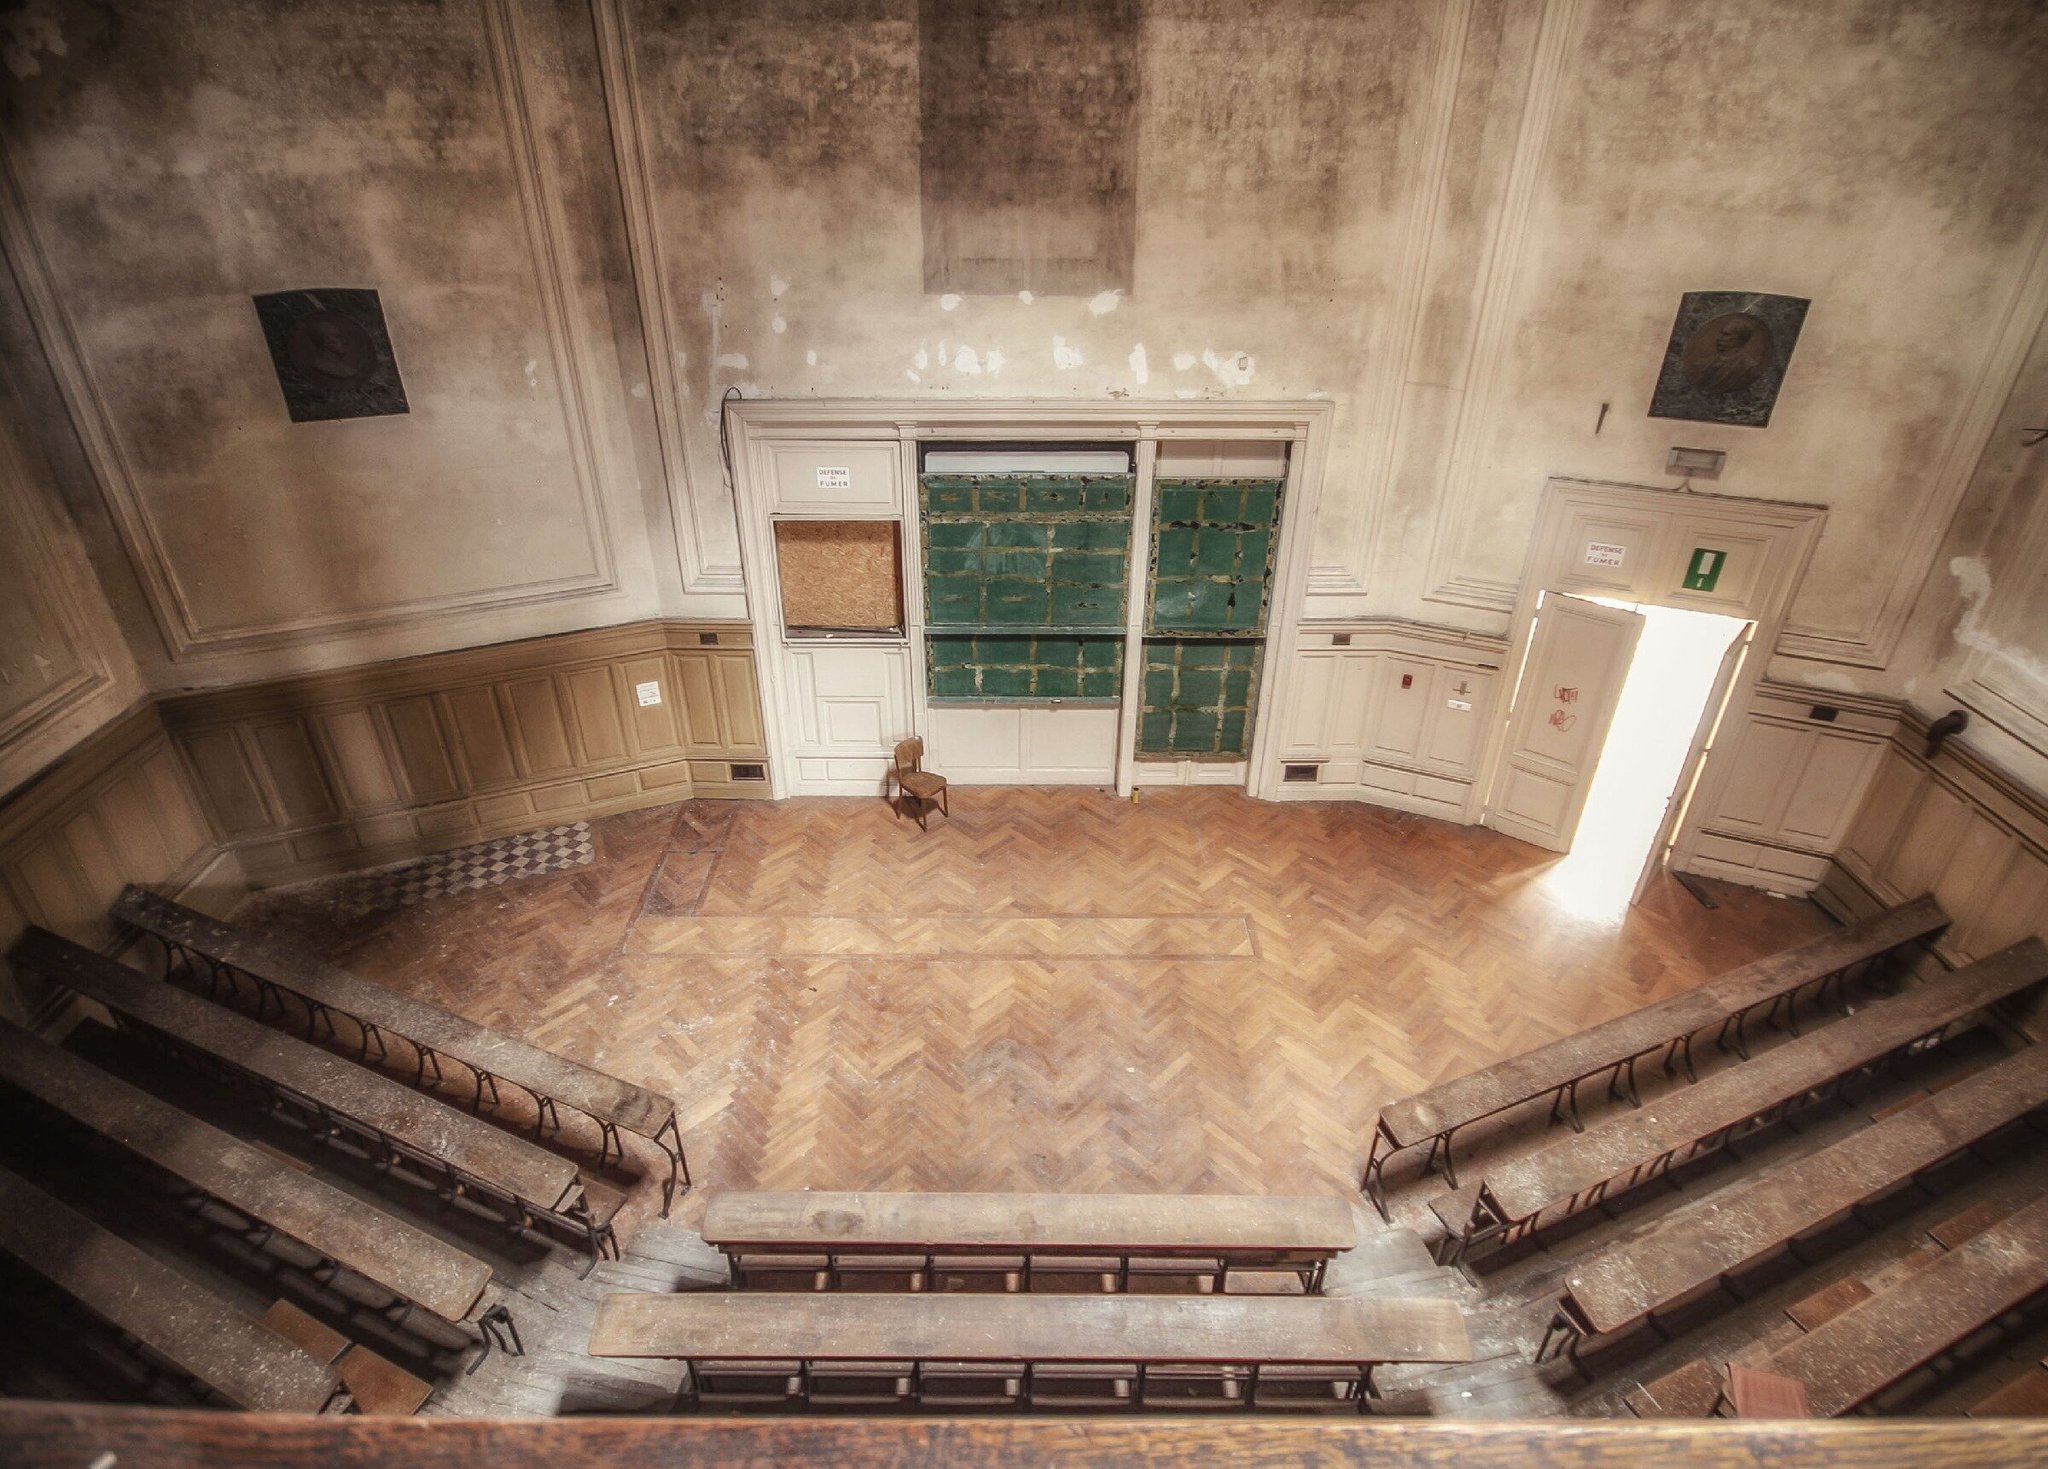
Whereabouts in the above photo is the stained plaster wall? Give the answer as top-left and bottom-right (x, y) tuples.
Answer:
(3, 0), (2047, 792)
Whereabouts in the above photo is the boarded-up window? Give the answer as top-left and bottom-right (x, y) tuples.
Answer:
(775, 521), (904, 635)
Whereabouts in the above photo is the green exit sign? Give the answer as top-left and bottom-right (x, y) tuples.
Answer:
(1684, 546), (1727, 592)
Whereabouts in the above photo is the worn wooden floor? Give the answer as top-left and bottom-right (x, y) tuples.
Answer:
(239, 789), (1834, 1218)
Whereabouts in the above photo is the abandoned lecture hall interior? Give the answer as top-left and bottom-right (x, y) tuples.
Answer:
(2, 1), (2048, 1465)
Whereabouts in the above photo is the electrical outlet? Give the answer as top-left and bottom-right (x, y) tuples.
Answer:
(635, 681), (662, 707)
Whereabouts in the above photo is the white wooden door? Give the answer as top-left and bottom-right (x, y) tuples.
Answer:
(1630, 622), (1752, 903)
(1486, 593), (1644, 853)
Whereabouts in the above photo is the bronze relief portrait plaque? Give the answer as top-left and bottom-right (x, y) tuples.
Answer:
(1649, 290), (1810, 428)
(252, 287), (409, 422)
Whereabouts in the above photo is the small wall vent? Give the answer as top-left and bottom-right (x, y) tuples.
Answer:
(1331, 633), (1352, 647)
(1282, 763), (1321, 783)
(699, 631), (721, 645)
(729, 762), (767, 782)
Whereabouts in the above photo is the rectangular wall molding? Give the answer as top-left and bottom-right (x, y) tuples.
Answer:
(158, 619), (767, 884)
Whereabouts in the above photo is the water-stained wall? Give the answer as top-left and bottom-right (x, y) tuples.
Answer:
(2, 0), (2046, 785)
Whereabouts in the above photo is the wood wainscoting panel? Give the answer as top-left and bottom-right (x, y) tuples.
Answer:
(0, 703), (228, 1024)
(157, 620), (768, 885)
(1819, 706), (2048, 1037)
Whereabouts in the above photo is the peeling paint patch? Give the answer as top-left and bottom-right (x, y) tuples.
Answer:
(805, 350), (818, 367)
(522, 359), (539, 398)
(985, 348), (1006, 375)
(714, 352), (749, 371)
(769, 275), (789, 298)
(1, 2), (67, 80)
(937, 343), (950, 366)
(1128, 343), (1148, 385)
(1088, 290), (1123, 316)
(939, 293), (962, 311)
(630, 382), (648, 399)
(771, 314), (786, 334)
(1052, 336), (1084, 371)
(1202, 348), (1256, 386)
(1174, 388), (1200, 400)
(1171, 351), (1196, 372)
(1018, 291), (1035, 305)
(905, 369), (921, 383)
(954, 345), (983, 375)
(912, 346), (930, 372)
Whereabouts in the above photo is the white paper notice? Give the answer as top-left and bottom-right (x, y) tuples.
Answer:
(815, 466), (852, 490)
(635, 681), (662, 707)
(1583, 541), (1626, 568)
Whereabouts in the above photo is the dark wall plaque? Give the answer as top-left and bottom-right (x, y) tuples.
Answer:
(1649, 290), (1810, 428)
(253, 288), (409, 423)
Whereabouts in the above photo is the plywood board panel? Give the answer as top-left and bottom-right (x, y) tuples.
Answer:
(251, 720), (336, 823)
(442, 687), (518, 788)
(775, 521), (904, 633)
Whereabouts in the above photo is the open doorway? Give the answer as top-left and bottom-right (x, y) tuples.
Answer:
(1537, 599), (1750, 918)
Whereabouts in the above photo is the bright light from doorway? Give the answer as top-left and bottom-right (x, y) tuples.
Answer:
(1539, 601), (1748, 921)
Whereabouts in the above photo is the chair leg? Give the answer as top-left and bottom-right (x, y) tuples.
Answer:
(915, 796), (928, 832)
(940, 786), (950, 819)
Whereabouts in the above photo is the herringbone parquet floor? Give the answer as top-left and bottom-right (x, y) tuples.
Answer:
(239, 789), (1832, 1227)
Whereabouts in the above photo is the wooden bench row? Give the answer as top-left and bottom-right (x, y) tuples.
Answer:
(0, 1161), (344, 1413)
(9, 928), (617, 1271)
(1362, 896), (1948, 1216)
(587, 1292), (1471, 1412)
(0, 1016), (517, 1369)
(701, 1190), (1358, 1294)
(113, 885), (691, 1215)
(1434, 938), (2048, 1265)
(1540, 1042), (2048, 1358)
(1630, 1192), (2048, 1417)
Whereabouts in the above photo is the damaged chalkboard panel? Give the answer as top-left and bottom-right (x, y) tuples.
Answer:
(1137, 639), (1264, 759)
(920, 473), (1134, 631)
(1147, 479), (1283, 635)
(927, 634), (1123, 704)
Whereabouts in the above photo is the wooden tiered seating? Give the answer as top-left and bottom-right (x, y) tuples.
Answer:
(8, 929), (611, 1267)
(1752, 1193), (2048, 1416)
(1436, 939), (2048, 1264)
(587, 1292), (1470, 1411)
(0, 1162), (343, 1413)
(1971, 1358), (2048, 1417)
(702, 1190), (1358, 1294)
(113, 885), (690, 1212)
(1361, 897), (1947, 1215)
(1539, 1044), (2048, 1358)
(0, 1017), (515, 1365)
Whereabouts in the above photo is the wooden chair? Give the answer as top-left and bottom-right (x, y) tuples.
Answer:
(889, 736), (950, 830)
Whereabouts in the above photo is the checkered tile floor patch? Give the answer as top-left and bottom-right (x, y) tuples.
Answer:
(316, 822), (596, 911)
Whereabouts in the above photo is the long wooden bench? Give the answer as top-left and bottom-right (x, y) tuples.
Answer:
(1540, 1043), (2048, 1359)
(0, 1161), (344, 1412)
(8, 928), (610, 1267)
(113, 885), (690, 1214)
(1755, 1191), (2048, 1415)
(701, 1190), (1358, 1293)
(1362, 896), (1947, 1216)
(1438, 939), (2048, 1264)
(588, 1291), (1470, 1411)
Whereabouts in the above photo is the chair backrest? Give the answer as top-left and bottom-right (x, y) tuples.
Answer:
(893, 737), (924, 775)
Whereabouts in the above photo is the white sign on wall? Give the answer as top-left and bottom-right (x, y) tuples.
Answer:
(1583, 541), (1627, 568)
(815, 466), (852, 490)
(635, 681), (662, 707)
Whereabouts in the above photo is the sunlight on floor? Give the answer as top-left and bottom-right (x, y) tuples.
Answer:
(1539, 602), (1748, 922)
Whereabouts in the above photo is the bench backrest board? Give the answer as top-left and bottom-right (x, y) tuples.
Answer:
(1483, 939), (2048, 1226)
(113, 886), (675, 1141)
(0, 1161), (341, 1412)
(701, 1191), (1357, 1257)
(1564, 1044), (2048, 1335)
(1764, 1191), (2048, 1416)
(589, 1291), (1471, 1366)
(0, 1017), (493, 1325)
(1381, 896), (1947, 1147)
(9, 928), (581, 1214)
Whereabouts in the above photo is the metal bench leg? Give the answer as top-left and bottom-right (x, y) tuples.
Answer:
(655, 1114), (690, 1218)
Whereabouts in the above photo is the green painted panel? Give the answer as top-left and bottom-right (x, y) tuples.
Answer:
(1146, 477), (1284, 636)
(921, 473), (1134, 632)
(926, 634), (1125, 704)
(1135, 638), (1264, 758)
